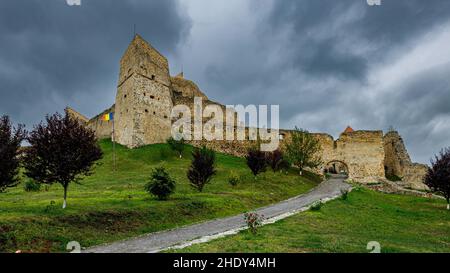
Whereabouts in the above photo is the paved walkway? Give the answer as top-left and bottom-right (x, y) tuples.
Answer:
(86, 175), (350, 253)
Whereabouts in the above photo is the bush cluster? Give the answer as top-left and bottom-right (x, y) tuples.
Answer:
(145, 167), (176, 200)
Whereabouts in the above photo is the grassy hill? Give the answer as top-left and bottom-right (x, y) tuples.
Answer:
(0, 139), (320, 253)
(171, 187), (450, 253)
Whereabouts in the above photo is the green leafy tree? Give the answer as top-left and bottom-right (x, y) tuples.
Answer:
(0, 116), (26, 193)
(424, 148), (450, 210)
(145, 167), (176, 200)
(285, 127), (322, 175)
(23, 111), (103, 208)
(167, 137), (185, 158)
(24, 178), (41, 192)
(228, 171), (240, 187)
(187, 146), (216, 192)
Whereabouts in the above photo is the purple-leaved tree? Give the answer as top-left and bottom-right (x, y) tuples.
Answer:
(424, 148), (450, 210)
(23, 110), (103, 208)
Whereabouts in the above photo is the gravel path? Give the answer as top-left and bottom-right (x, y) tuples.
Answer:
(86, 175), (350, 253)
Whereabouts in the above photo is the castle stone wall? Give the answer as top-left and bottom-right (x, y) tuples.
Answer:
(66, 107), (89, 124)
(86, 105), (115, 140)
(384, 131), (428, 190)
(171, 76), (208, 100)
(334, 131), (385, 182)
(281, 130), (386, 182)
(68, 34), (427, 189)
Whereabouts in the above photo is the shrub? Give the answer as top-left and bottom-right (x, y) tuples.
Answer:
(244, 212), (264, 235)
(159, 146), (171, 161)
(228, 171), (240, 187)
(145, 167), (176, 200)
(0, 225), (17, 252)
(386, 174), (402, 182)
(180, 200), (208, 215)
(340, 188), (349, 200)
(278, 159), (291, 173)
(310, 200), (323, 211)
(246, 148), (267, 178)
(24, 178), (41, 192)
(187, 146), (217, 192)
(167, 137), (185, 158)
(44, 201), (57, 213)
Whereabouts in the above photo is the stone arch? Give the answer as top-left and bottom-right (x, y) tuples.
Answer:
(325, 160), (349, 175)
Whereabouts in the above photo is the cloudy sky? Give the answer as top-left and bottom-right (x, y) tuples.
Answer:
(1, 0), (450, 164)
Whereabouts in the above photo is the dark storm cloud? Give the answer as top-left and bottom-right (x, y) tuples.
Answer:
(379, 63), (450, 146)
(295, 37), (368, 80)
(0, 0), (191, 125)
(203, 0), (450, 106)
(265, 0), (450, 80)
(1, 0), (450, 164)
(381, 64), (450, 126)
(266, 0), (369, 80)
(184, 0), (450, 163)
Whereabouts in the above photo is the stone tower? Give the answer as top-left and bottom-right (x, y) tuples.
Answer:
(114, 34), (173, 148)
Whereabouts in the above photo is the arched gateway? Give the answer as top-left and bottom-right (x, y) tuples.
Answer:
(325, 160), (349, 176)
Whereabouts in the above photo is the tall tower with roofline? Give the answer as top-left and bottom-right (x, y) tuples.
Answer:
(114, 34), (173, 148)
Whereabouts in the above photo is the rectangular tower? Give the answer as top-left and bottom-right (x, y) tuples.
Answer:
(114, 35), (173, 148)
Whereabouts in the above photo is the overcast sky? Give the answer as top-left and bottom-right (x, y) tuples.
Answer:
(1, 0), (450, 164)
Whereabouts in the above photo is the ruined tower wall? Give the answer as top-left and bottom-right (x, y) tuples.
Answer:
(114, 35), (173, 148)
(384, 131), (411, 177)
(66, 107), (89, 124)
(384, 131), (428, 190)
(171, 76), (208, 100)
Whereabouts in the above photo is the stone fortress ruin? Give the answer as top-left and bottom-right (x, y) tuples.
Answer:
(68, 35), (428, 190)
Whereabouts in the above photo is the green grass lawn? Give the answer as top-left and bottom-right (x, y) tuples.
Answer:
(0, 139), (320, 253)
(170, 187), (450, 253)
